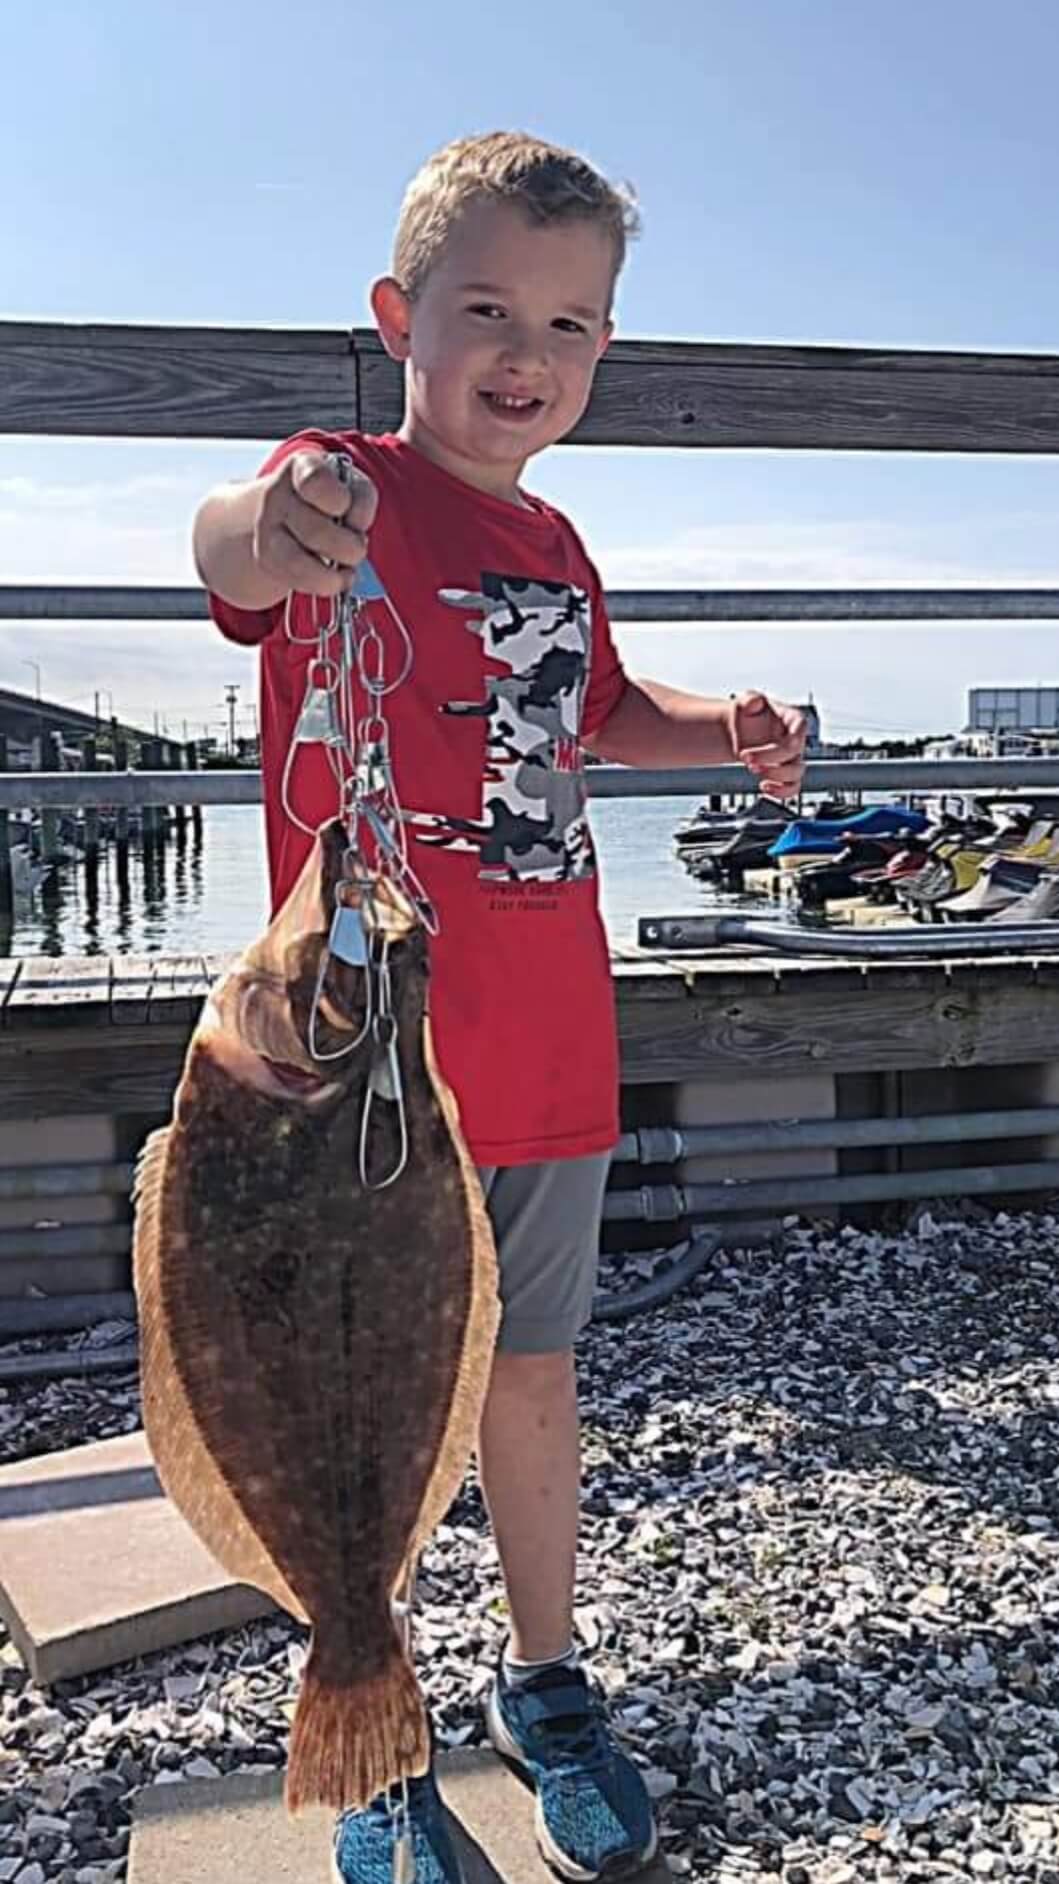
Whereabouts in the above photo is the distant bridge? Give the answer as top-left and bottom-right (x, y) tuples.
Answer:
(0, 686), (157, 764)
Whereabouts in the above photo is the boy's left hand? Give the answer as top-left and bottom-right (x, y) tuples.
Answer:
(728, 691), (808, 799)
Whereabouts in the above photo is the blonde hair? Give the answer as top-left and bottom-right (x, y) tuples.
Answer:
(392, 131), (640, 303)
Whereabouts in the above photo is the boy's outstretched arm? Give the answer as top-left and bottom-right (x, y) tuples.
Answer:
(583, 677), (807, 800)
(192, 452), (378, 610)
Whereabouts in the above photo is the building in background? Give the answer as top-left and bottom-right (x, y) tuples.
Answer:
(799, 701), (822, 754)
(967, 686), (1059, 736)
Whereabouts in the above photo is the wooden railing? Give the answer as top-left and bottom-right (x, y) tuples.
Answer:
(6, 320), (1059, 450)
(3, 317), (1059, 819)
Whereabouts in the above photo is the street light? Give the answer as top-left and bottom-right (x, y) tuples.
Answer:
(21, 660), (41, 701)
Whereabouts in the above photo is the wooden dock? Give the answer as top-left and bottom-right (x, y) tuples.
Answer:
(5, 312), (1059, 1308)
(4, 942), (1059, 1312)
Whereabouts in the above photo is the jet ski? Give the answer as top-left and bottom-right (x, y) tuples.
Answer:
(675, 795), (795, 850)
(788, 837), (919, 911)
(987, 871), (1059, 923)
(768, 803), (930, 871)
(680, 796), (817, 885)
(933, 824), (1059, 919)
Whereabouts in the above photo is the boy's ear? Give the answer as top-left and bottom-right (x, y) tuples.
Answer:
(596, 319), (614, 360)
(371, 277), (413, 361)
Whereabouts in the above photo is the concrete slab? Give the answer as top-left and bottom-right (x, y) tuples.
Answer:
(0, 1430), (273, 1683)
(129, 1755), (672, 1883)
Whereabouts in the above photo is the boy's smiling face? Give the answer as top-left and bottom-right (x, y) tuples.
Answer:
(371, 197), (615, 504)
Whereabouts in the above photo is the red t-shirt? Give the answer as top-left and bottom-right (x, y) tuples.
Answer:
(209, 430), (628, 1166)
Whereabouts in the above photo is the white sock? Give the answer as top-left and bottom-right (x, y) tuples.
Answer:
(502, 1643), (580, 1687)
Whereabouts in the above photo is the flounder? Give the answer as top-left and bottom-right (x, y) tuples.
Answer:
(132, 820), (499, 1811)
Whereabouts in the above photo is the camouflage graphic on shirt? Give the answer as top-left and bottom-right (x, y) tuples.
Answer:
(407, 574), (598, 884)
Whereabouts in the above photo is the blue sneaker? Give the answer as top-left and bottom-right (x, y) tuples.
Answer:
(332, 1765), (462, 1884)
(485, 1657), (658, 1880)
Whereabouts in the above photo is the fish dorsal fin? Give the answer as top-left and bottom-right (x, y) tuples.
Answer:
(132, 1122), (306, 1621)
(404, 1018), (500, 1562)
(132, 1124), (170, 1210)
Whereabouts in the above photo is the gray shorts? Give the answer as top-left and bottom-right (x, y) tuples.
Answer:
(476, 1154), (612, 1354)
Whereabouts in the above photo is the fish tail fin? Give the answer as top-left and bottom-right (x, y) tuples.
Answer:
(284, 1627), (429, 1815)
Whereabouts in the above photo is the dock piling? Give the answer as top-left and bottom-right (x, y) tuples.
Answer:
(140, 739), (161, 855)
(185, 741), (203, 843)
(0, 735), (11, 916)
(112, 723), (130, 878)
(171, 742), (187, 846)
(40, 732), (63, 864)
(81, 737), (100, 875)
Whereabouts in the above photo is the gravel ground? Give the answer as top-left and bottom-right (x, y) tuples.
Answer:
(3, 1206), (1059, 1882)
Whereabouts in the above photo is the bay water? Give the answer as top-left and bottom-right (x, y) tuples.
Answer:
(1, 795), (764, 960)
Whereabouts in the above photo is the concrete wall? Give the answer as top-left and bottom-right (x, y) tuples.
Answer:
(0, 1114), (128, 1300)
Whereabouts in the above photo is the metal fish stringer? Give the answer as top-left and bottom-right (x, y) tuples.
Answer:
(282, 452), (438, 1198)
(392, 1805), (416, 1884)
(360, 1009), (408, 1189)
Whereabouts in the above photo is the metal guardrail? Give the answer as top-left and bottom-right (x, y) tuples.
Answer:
(4, 585), (1059, 623)
(5, 757), (1059, 812)
(603, 1160), (1059, 1221)
(615, 1108), (1059, 1162)
(638, 915), (1059, 958)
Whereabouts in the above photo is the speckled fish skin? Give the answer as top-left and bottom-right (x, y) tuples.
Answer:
(132, 821), (500, 1812)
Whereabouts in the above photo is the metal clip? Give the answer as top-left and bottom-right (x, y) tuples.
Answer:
(307, 901), (375, 1062)
(387, 1785), (415, 1884)
(358, 1002), (408, 1189)
(367, 1031), (401, 1102)
(362, 801), (401, 859)
(352, 718), (390, 787)
(283, 591), (336, 647)
(293, 687), (345, 746)
(329, 901), (369, 968)
(392, 1825), (416, 1884)
(353, 557), (387, 602)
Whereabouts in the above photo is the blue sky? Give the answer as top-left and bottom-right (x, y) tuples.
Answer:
(2, 0), (1058, 745)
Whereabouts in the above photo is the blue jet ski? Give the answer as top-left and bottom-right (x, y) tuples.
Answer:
(769, 803), (930, 861)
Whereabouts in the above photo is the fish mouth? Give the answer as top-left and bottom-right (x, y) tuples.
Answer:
(260, 1056), (335, 1096)
(199, 989), (347, 1106)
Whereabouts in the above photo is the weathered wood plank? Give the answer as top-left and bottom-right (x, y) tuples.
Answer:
(0, 1033), (190, 1119)
(0, 322), (358, 439)
(1, 986), (1056, 1110)
(617, 973), (1059, 1083)
(358, 332), (1059, 454)
(1, 954), (1057, 1112)
(2, 958), (113, 1024)
(108, 954), (222, 1028)
(4, 320), (1059, 452)
(0, 961), (22, 1012)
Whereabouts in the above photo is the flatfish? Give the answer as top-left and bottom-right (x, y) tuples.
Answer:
(132, 819), (500, 1811)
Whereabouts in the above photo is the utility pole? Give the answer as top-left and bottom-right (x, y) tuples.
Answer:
(225, 684), (240, 758)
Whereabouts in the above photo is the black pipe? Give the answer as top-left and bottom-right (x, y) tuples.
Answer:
(593, 1228), (726, 1321)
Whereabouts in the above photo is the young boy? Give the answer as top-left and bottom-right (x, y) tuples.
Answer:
(193, 131), (806, 1884)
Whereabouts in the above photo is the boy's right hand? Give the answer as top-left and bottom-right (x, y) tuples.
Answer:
(252, 451), (378, 597)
